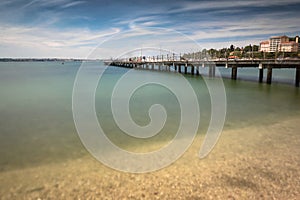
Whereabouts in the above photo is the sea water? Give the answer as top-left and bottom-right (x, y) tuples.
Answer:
(0, 61), (299, 171)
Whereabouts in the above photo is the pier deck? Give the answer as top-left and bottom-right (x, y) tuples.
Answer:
(106, 59), (300, 87)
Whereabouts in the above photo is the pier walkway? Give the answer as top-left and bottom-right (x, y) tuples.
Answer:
(106, 58), (300, 87)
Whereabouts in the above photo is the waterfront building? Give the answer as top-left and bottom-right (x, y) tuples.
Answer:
(259, 41), (270, 52)
(259, 35), (299, 52)
(269, 36), (289, 52)
(280, 41), (298, 52)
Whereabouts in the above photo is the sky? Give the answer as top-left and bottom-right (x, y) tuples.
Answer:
(0, 0), (300, 58)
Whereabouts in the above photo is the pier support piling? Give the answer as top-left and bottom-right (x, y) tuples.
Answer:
(184, 66), (187, 74)
(259, 68), (264, 83)
(191, 66), (194, 75)
(295, 67), (300, 87)
(267, 67), (272, 85)
(209, 65), (216, 77)
(231, 67), (237, 80)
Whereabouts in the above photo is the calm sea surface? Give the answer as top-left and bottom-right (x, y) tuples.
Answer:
(0, 61), (299, 172)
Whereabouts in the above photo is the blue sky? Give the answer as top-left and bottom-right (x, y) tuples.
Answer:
(0, 0), (300, 58)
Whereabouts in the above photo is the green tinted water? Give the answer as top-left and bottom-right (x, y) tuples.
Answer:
(0, 61), (299, 172)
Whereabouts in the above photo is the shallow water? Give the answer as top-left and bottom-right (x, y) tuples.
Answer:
(0, 61), (299, 198)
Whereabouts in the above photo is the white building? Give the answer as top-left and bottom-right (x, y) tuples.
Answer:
(260, 35), (299, 53)
(280, 41), (298, 52)
(269, 36), (289, 52)
(259, 40), (269, 52)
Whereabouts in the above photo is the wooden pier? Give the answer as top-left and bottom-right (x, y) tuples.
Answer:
(106, 59), (300, 87)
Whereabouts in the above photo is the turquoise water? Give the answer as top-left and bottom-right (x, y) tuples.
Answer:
(0, 61), (299, 172)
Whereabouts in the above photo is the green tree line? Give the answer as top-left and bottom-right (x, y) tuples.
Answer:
(183, 44), (299, 59)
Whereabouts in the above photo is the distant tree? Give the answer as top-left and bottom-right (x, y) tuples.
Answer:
(207, 48), (218, 58)
(244, 44), (252, 52)
(289, 37), (296, 41)
(182, 43), (263, 60)
(265, 52), (275, 59)
(201, 49), (207, 58)
(235, 47), (241, 51)
(230, 44), (235, 52)
(218, 48), (229, 58)
(287, 52), (298, 58)
(253, 45), (259, 52)
(253, 52), (263, 59)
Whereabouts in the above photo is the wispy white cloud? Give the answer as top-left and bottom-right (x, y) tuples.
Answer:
(0, 24), (120, 58)
(168, 0), (300, 14)
(108, 8), (299, 51)
(61, 1), (86, 9)
(113, 15), (171, 29)
(22, 0), (40, 9)
(22, 0), (68, 9)
(173, 11), (300, 41)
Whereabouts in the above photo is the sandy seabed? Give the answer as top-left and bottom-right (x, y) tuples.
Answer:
(0, 117), (300, 200)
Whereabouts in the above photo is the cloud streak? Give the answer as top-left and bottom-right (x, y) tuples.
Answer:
(167, 0), (300, 14)
(0, 24), (120, 58)
(60, 1), (86, 9)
